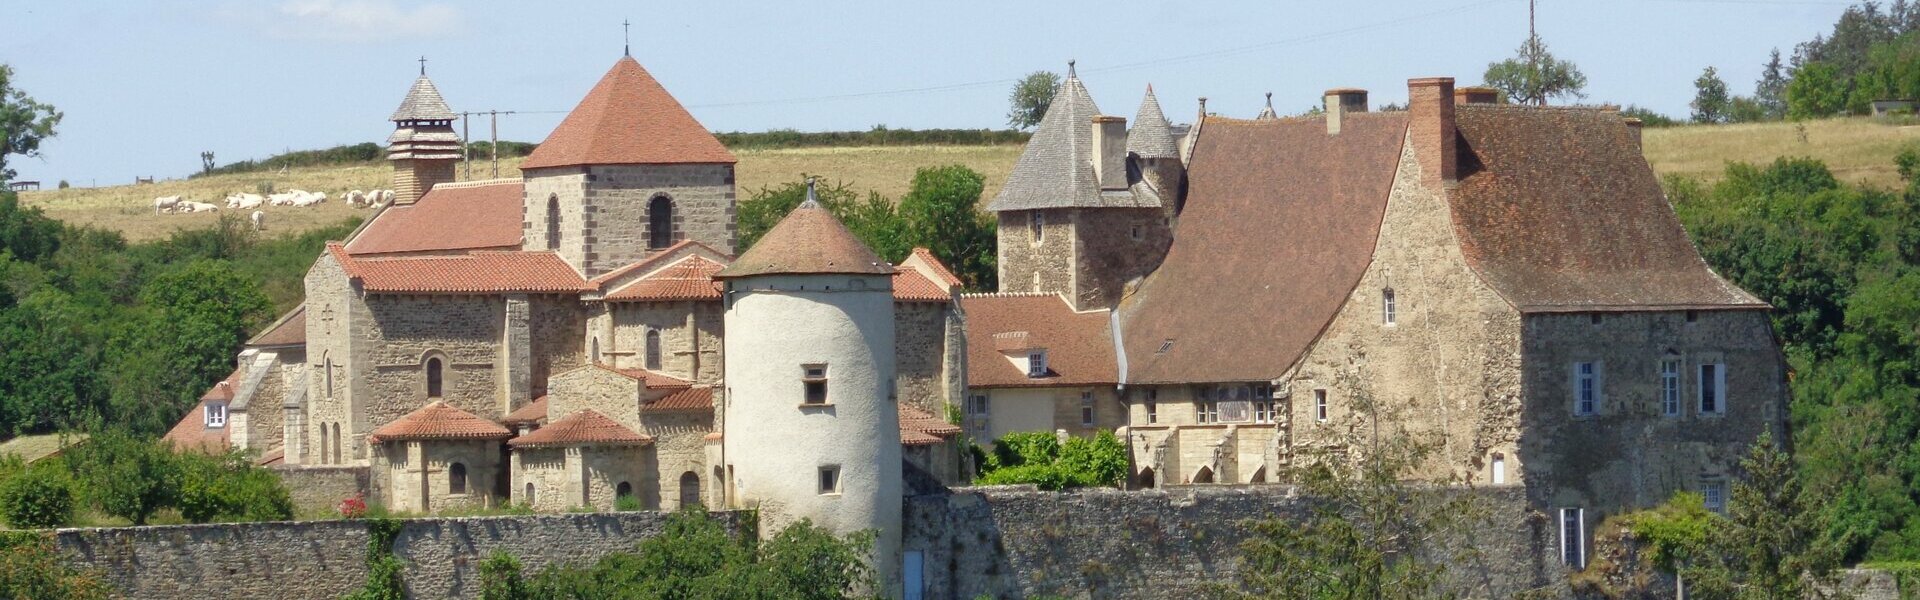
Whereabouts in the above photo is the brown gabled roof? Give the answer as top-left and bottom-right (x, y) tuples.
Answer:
(601, 365), (692, 389)
(893, 267), (950, 303)
(521, 57), (735, 169)
(1449, 105), (1766, 312)
(368, 401), (512, 443)
(501, 396), (549, 425)
(248, 304), (306, 347)
(605, 255), (725, 301)
(963, 293), (1116, 388)
(647, 386), (714, 411)
(715, 198), (892, 279)
(508, 409), (652, 447)
(906, 248), (963, 287)
(330, 244), (591, 295)
(898, 405), (961, 447)
(1119, 113), (1407, 384)
(344, 180), (524, 255)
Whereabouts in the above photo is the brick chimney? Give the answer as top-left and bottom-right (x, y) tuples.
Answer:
(1324, 88), (1368, 135)
(1091, 115), (1128, 190)
(1624, 118), (1644, 153)
(1454, 86), (1500, 105)
(1407, 77), (1457, 188)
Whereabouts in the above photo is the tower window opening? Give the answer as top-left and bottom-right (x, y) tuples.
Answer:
(803, 364), (829, 405)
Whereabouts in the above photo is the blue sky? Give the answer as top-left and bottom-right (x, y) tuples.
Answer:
(4, 0), (1847, 184)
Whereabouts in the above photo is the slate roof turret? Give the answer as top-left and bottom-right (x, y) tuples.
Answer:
(1127, 86), (1179, 159)
(1255, 92), (1279, 120)
(390, 75), (457, 122)
(988, 63), (1160, 211)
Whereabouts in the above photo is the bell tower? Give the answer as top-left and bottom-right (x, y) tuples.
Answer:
(387, 58), (461, 205)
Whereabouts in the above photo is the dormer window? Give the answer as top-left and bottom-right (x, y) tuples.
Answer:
(802, 364), (829, 405)
(1027, 351), (1049, 378)
(204, 402), (228, 428)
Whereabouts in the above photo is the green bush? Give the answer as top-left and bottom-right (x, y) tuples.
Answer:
(974, 431), (1128, 490)
(508, 509), (873, 599)
(614, 493), (643, 512)
(176, 450), (292, 523)
(63, 431), (177, 525)
(478, 550), (526, 600)
(0, 533), (109, 599)
(0, 461), (74, 529)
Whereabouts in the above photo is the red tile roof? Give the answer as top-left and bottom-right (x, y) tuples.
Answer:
(899, 405), (961, 446)
(501, 396), (549, 425)
(1449, 105), (1766, 312)
(521, 57), (736, 169)
(509, 409), (653, 447)
(716, 199), (892, 279)
(1118, 114), (1406, 385)
(344, 180), (524, 256)
(605, 255), (725, 301)
(601, 364), (692, 389)
(247, 304), (306, 347)
(368, 401), (512, 443)
(330, 244), (591, 295)
(647, 386), (713, 411)
(907, 248), (964, 287)
(963, 293), (1116, 388)
(893, 267), (951, 303)
(164, 397), (233, 454)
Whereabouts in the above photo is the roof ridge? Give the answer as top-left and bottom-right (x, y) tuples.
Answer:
(959, 291), (1062, 299)
(431, 178), (520, 190)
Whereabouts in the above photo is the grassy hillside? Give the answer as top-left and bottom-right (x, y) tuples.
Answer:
(19, 145), (1022, 242)
(1642, 117), (1919, 189)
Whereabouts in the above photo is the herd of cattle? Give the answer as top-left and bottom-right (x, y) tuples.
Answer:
(152, 189), (393, 230)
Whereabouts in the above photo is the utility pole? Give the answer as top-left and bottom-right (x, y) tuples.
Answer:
(462, 113), (472, 179)
(1529, 0), (1542, 106)
(488, 110), (516, 178)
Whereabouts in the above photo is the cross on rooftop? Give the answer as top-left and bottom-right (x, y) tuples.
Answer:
(624, 19), (631, 57)
(418, 55), (427, 76)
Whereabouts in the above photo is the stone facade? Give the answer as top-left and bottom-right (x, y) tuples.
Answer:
(997, 209), (1076, 298)
(523, 164), (737, 278)
(894, 302), (956, 415)
(606, 301), (723, 383)
(372, 439), (506, 513)
(995, 207), (1173, 311)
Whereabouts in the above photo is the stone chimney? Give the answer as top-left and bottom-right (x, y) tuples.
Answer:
(1324, 88), (1368, 134)
(1091, 115), (1128, 190)
(1454, 86), (1500, 105)
(1407, 77), (1457, 188)
(1624, 118), (1644, 153)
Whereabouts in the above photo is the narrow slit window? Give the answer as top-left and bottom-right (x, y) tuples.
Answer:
(1079, 391), (1095, 426)
(1315, 389), (1329, 422)
(1382, 288), (1396, 325)
(426, 356), (444, 398)
(1560, 508), (1586, 569)
(1574, 362), (1598, 416)
(1661, 357), (1682, 416)
(803, 364), (829, 405)
(1029, 211), (1045, 243)
(818, 466), (841, 494)
(1145, 389), (1158, 424)
(1699, 362), (1726, 414)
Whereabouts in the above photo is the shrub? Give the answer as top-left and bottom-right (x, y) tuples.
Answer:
(63, 431), (177, 525)
(974, 431), (1128, 490)
(614, 494), (643, 512)
(478, 550), (526, 600)
(339, 494), (369, 519)
(175, 450), (292, 523)
(0, 533), (109, 599)
(0, 461), (74, 529)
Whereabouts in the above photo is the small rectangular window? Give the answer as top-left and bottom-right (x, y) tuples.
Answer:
(968, 394), (989, 417)
(803, 364), (829, 405)
(1129, 225), (1143, 241)
(1029, 212), (1045, 243)
(1253, 386), (1272, 423)
(1574, 362), (1599, 416)
(1699, 363), (1726, 414)
(1661, 359), (1682, 416)
(1027, 351), (1048, 378)
(205, 403), (227, 428)
(1590, 313), (1603, 325)
(1315, 389), (1329, 422)
(1382, 288), (1397, 325)
(1080, 391), (1095, 426)
(1196, 389), (1219, 424)
(818, 466), (841, 495)
(1560, 508), (1586, 569)
(1144, 389), (1158, 425)
(1702, 479), (1728, 514)
(1491, 454), (1507, 485)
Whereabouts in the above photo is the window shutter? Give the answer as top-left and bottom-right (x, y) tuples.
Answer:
(1715, 363), (1728, 413)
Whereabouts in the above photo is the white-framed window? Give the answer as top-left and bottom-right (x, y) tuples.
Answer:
(1702, 478), (1728, 514)
(1491, 453), (1507, 485)
(1573, 362), (1599, 416)
(1661, 357), (1682, 417)
(1196, 388), (1219, 424)
(967, 393), (989, 417)
(1382, 288), (1397, 325)
(1314, 389), (1329, 422)
(1698, 362), (1727, 414)
(1144, 389), (1158, 424)
(1027, 351), (1049, 378)
(1079, 391), (1095, 426)
(803, 364), (829, 405)
(818, 465), (841, 495)
(1560, 508), (1586, 569)
(205, 402), (228, 428)
(1029, 211), (1045, 243)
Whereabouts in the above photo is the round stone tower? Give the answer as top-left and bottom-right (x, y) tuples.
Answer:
(714, 181), (902, 593)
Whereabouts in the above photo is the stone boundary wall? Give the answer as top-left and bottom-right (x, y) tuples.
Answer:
(275, 465), (369, 516)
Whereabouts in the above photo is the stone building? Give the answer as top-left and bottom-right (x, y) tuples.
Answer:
(958, 292), (1124, 444)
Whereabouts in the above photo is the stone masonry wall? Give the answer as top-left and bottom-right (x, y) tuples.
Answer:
(637, 411), (712, 510)
(894, 302), (951, 415)
(275, 465), (369, 517)
(1071, 207), (1171, 311)
(997, 209), (1075, 297)
(532, 164), (736, 278)
(363, 295), (503, 426)
(609, 302), (719, 383)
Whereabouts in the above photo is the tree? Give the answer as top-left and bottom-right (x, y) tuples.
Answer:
(736, 176), (905, 261)
(64, 431), (178, 525)
(0, 533), (109, 599)
(974, 430), (1128, 490)
(897, 165), (997, 290)
(108, 259), (269, 434)
(1786, 62), (1849, 120)
(0, 461), (75, 529)
(1756, 49), (1790, 119)
(1483, 34), (1588, 106)
(1692, 66), (1732, 124)
(1670, 433), (1844, 599)
(502, 509), (876, 599)
(0, 64), (62, 183)
(1006, 71), (1061, 130)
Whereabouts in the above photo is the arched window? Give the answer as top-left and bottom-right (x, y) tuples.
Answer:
(1192, 466), (1214, 484)
(591, 337), (601, 364)
(524, 483), (536, 506)
(546, 195), (562, 250)
(648, 196), (673, 249)
(324, 354), (334, 398)
(332, 423), (343, 464)
(679, 471), (702, 509)
(645, 330), (663, 371)
(319, 424), (330, 465)
(449, 462), (468, 494)
(426, 357), (444, 398)
(616, 481), (633, 500)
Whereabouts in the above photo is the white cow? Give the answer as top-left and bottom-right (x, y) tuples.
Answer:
(372, 189), (394, 205)
(226, 193), (265, 210)
(250, 210), (265, 231)
(268, 192), (299, 206)
(154, 195), (181, 214)
(346, 190), (367, 208)
(175, 201), (219, 213)
(288, 192), (326, 207)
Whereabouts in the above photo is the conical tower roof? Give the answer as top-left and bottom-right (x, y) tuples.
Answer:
(986, 63), (1113, 211)
(390, 75), (457, 122)
(1127, 85), (1179, 159)
(522, 56), (736, 169)
(715, 182), (891, 279)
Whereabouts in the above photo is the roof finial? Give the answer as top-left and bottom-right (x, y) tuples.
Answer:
(418, 55), (427, 76)
(623, 19), (631, 57)
(1265, 92), (1273, 108)
(1067, 59), (1077, 78)
(804, 177), (819, 207)
(1198, 96), (1208, 117)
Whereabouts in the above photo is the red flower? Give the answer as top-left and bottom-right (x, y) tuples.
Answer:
(338, 494), (369, 519)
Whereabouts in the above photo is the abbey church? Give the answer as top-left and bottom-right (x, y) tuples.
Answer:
(167, 50), (1787, 582)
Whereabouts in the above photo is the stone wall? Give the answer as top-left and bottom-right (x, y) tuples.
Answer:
(997, 209), (1075, 297)
(362, 295), (503, 426)
(1071, 207), (1171, 311)
(609, 301), (721, 383)
(275, 465), (369, 516)
(528, 164), (737, 278)
(638, 410), (712, 510)
(894, 302), (952, 415)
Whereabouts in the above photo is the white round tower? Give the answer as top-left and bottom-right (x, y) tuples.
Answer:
(715, 182), (902, 594)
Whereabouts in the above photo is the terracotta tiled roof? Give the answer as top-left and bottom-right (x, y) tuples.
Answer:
(605, 255), (725, 301)
(200, 369), (242, 402)
(368, 401), (512, 443)
(647, 386), (714, 411)
(716, 199), (892, 278)
(893, 267), (950, 303)
(247, 304), (306, 347)
(963, 293), (1116, 388)
(1449, 105), (1766, 312)
(345, 181), (524, 255)
(509, 410), (652, 447)
(899, 405), (961, 443)
(331, 244), (591, 295)
(164, 398), (233, 454)
(1119, 113), (1406, 384)
(601, 364), (692, 389)
(521, 57), (735, 169)
(907, 248), (963, 287)
(501, 396), (549, 425)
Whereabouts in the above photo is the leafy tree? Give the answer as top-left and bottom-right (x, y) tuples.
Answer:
(1756, 48), (1791, 120)
(175, 449), (293, 523)
(64, 431), (178, 525)
(1786, 62), (1849, 120)
(1006, 71), (1061, 130)
(0, 533), (109, 599)
(507, 509), (876, 599)
(1483, 34), (1588, 106)
(1692, 66), (1732, 124)
(898, 165), (996, 290)
(0, 64), (63, 183)
(1620, 105), (1680, 127)
(108, 259), (270, 434)
(0, 290), (105, 435)
(975, 430), (1128, 489)
(0, 461), (75, 529)
(0, 191), (61, 263)
(479, 550), (527, 600)
(1672, 433), (1844, 599)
